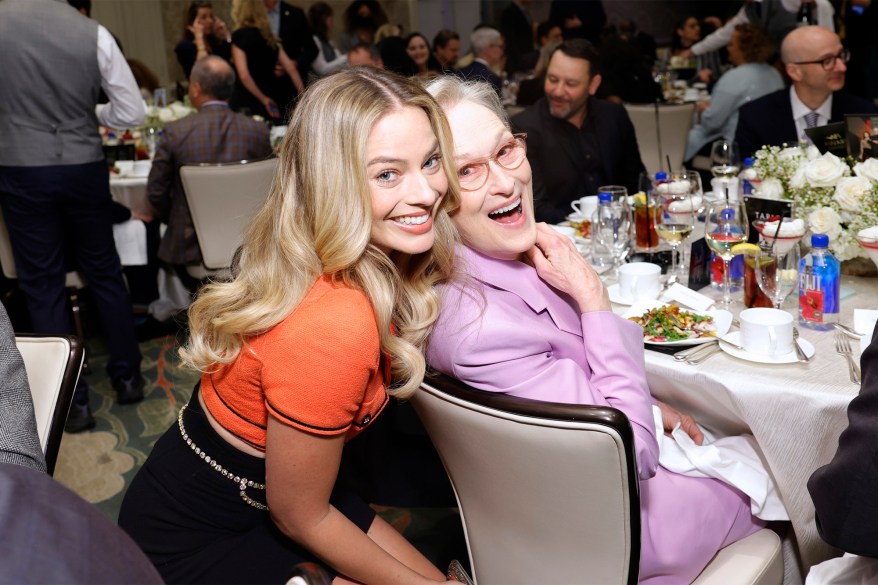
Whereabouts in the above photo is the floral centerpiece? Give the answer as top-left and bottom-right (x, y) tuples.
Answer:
(753, 144), (878, 262)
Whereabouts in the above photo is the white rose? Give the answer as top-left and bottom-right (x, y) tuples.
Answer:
(157, 107), (176, 123)
(854, 158), (878, 182)
(758, 177), (784, 199)
(833, 176), (872, 212)
(789, 166), (806, 189)
(805, 145), (821, 160)
(803, 152), (849, 187)
(807, 206), (843, 241)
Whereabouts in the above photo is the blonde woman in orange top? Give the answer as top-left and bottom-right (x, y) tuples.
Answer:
(119, 67), (459, 584)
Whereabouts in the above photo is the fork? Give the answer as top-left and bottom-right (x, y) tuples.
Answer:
(835, 332), (862, 384)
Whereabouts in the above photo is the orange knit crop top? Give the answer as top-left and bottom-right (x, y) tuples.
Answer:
(201, 275), (389, 451)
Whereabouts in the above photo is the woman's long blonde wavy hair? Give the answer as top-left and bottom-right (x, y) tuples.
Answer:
(180, 67), (460, 399)
(231, 0), (278, 49)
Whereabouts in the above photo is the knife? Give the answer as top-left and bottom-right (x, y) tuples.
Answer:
(793, 328), (810, 362)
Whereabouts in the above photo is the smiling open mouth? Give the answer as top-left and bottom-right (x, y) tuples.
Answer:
(488, 198), (523, 224)
(393, 214), (429, 226)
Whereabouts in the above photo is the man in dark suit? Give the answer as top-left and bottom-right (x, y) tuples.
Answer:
(735, 25), (878, 158)
(265, 0), (317, 78)
(455, 27), (505, 94)
(147, 57), (271, 284)
(498, 0), (534, 75)
(513, 39), (645, 223)
(808, 328), (878, 557)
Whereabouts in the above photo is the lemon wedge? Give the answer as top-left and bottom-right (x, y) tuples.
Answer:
(633, 191), (647, 206)
(731, 243), (761, 255)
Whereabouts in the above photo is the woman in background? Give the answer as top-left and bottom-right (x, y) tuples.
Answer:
(685, 23), (782, 162)
(119, 67), (459, 584)
(342, 0), (388, 51)
(175, 0), (231, 78)
(229, 0), (304, 121)
(308, 2), (348, 78)
(424, 76), (764, 585)
(406, 33), (441, 78)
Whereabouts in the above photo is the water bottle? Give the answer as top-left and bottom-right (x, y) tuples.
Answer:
(798, 233), (840, 331)
(590, 192), (617, 275)
(740, 157), (757, 196)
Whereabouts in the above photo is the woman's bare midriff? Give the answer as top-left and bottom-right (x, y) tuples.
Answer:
(198, 391), (266, 459)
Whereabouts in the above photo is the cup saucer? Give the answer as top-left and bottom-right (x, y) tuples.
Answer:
(717, 331), (815, 364)
(607, 283), (635, 305)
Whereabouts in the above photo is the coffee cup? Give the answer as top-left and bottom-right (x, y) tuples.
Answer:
(739, 308), (794, 355)
(618, 262), (661, 302)
(570, 195), (598, 220)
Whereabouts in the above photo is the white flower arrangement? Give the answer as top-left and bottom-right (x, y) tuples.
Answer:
(145, 101), (195, 124)
(753, 144), (878, 261)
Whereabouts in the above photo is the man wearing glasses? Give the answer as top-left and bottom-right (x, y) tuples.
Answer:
(735, 25), (878, 158)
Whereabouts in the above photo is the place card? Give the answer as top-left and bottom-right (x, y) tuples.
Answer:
(806, 121), (846, 157)
(663, 283), (715, 312)
(687, 237), (711, 290)
(744, 197), (793, 244)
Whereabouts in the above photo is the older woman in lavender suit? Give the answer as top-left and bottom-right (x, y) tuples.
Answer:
(424, 76), (765, 584)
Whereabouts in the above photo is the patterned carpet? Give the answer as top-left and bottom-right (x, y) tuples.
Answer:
(52, 327), (466, 569)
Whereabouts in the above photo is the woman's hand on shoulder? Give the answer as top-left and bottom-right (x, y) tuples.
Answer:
(525, 223), (610, 314)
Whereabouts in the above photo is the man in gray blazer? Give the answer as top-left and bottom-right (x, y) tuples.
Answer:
(147, 56), (272, 284)
(0, 303), (45, 473)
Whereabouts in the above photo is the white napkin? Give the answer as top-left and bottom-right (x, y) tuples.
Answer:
(112, 219), (147, 266)
(653, 406), (789, 521)
(805, 554), (878, 585)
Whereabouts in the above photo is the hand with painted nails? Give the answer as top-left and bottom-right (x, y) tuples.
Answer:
(525, 223), (610, 314)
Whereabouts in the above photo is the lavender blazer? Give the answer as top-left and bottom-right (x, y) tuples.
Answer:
(427, 246), (659, 479)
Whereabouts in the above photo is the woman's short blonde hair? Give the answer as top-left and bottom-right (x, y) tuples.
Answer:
(182, 67), (460, 399)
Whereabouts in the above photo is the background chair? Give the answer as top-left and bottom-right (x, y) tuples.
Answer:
(414, 371), (783, 585)
(15, 334), (84, 475)
(179, 157), (278, 280)
(624, 103), (695, 175)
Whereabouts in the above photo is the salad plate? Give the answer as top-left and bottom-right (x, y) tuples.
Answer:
(622, 300), (733, 346)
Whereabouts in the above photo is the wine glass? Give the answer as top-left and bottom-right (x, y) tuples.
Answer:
(654, 189), (696, 281)
(704, 199), (749, 307)
(710, 139), (741, 186)
(755, 243), (800, 309)
(593, 200), (632, 277)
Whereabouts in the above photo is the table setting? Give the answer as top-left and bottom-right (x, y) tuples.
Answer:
(552, 163), (878, 578)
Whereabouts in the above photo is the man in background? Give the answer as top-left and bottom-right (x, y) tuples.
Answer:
(455, 27), (505, 94)
(0, 0), (146, 432)
(147, 56), (272, 288)
(735, 25), (878, 157)
(432, 29), (461, 72)
(513, 39), (644, 223)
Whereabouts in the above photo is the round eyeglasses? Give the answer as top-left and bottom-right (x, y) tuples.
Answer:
(793, 48), (850, 71)
(457, 133), (528, 192)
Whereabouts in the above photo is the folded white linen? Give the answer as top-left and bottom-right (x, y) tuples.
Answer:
(112, 219), (147, 266)
(653, 406), (789, 521)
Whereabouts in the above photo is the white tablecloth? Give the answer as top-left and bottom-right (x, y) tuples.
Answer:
(618, 277), (876, 578)
(109, 175), (150, 216)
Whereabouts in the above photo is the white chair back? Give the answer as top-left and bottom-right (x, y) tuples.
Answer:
(15, 334), (84, 475)
(414, 372), (641, 584)
(179, 158), (278, 276)
(624, 103), (695, 174)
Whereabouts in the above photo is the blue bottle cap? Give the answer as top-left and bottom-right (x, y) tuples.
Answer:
(598, 192), (612, 202)
(811, 233), (829, 248)
(744, 157), (755, 167)
(655, 172), (668, 180)
(720, 208), (735, 221)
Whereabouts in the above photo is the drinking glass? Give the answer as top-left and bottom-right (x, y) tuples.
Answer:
(654, 189), (696, 280)
(755, 243), (800, 309)
(593, 202), (632, 276)
(709, 139), (741, 183)
(704, 199), (749, 307)
(634, 172), (659, 250)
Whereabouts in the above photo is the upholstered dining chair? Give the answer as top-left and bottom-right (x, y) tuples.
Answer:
(15, 334), (84, 475)
(179, 157), (278, 280)
(624, 103), (696, 175)
(413, 371), (783, 585)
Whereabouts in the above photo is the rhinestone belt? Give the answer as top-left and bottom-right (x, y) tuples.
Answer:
(177, 404), (269, 511)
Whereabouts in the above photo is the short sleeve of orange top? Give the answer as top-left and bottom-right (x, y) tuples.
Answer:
(201, 275), (389, 451)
